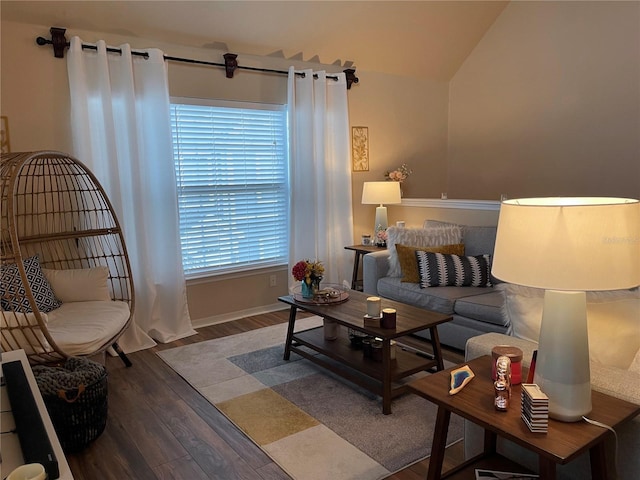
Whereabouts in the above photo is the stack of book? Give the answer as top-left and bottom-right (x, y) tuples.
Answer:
(521, 383), (549, 433)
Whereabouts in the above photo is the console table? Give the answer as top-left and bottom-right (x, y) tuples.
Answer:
(409, 355), (640, 479)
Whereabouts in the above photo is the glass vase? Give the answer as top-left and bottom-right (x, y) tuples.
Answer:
(301, 280), (314, 299)
(301, 276), (322, 299)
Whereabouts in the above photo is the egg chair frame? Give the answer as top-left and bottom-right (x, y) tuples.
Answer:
(1, 151), (133, 366)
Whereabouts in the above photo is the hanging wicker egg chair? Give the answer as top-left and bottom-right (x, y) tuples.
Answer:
(1, 151), (133, 365)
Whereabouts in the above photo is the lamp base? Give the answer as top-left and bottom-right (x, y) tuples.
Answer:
(533, 290), (592, 422)
(374, 206), (388, 232)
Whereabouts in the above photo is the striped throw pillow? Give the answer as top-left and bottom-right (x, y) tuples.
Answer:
(416, 252), (492, 288)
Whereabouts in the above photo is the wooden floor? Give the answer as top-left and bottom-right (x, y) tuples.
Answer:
(66, 310), (466, 480)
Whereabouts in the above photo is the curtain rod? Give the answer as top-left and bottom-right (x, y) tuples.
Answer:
(36, 27), (359, 89)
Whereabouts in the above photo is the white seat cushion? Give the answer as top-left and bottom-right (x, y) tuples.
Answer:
(47, 301), (130, 356)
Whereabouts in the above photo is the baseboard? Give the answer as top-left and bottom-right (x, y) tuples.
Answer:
(191, 303), (288, 329)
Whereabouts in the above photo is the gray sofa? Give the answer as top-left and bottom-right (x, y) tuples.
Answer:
(363, 222), (506, 350)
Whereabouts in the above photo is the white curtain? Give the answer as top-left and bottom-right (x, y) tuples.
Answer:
(67, 37), (196, 352)
(287, 68), (354, 287)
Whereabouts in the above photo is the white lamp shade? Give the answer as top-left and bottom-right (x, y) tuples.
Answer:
(361, 181), (402, 205)
(492, 197), (640, 291)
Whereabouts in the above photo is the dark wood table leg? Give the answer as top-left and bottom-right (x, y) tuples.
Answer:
(483, 429), (497, 455)
(382, 339), (392, 415)
(589, 442), (608, 480)
(351, 251), (362, 290)
(538, 457), (557, 480)
(429, 325), (445, 371)
(283, 305), (298, 360)
(426, 406), (452, 480)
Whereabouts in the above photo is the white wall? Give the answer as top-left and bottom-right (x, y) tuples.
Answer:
(447, 1), (640, 200)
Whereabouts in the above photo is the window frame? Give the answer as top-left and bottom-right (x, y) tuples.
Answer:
(170, 96), (290, 279)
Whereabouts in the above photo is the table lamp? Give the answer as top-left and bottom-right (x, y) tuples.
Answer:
(492, 197), (640, 422)
(361, 181), (402, 242)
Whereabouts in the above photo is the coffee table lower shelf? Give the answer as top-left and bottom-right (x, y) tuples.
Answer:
(289, 326), (438, 410)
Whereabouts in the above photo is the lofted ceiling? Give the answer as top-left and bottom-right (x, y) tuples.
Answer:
(1, 1), (509, 81)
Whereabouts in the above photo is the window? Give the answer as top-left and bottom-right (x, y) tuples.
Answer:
(170, 98), (289, 278)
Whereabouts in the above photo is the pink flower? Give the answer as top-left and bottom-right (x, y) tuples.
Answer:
(384, 163), (412, 183)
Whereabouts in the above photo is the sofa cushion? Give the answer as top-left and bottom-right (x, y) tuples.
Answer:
(417, 252), (492, 288)
(377, 276), (494, 315)
(629, 349), (640, 374)
(396, 243), (465, 283)
(454, 291), (506, 326)
(386, 225), (463, 278)
(498, 283), (640, 369)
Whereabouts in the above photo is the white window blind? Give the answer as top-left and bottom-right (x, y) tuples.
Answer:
(170, 99), (289, 277)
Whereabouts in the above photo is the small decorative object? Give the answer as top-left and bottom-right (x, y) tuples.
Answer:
(381, 308), (396, 329)
(491, 345), (523, 385)
(366, 296), (381, 317)
(494, 355), (512, 411)
(521, 383), (549, 433)
(527, 350), (538, 383)
(323, 319), (338, 340)
(395, 221), (405, 228)
(371, 339), (383, 362)
(292, 259), (324, 299)
(449, 364), (474, 395)
(6, 464), (47, 480)
(384, 163), (412, 183)
(348, 328), (368, 349)
(375, 225), (388, 247)
(351, 126), (369, 172)
(363, 314), (380, 328)
(362, 337), (373, 358)
(361, 234), (372, 245)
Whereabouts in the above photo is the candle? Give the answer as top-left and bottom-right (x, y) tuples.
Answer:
(381, 308), (397, 329)
(366, 296), (381, 317)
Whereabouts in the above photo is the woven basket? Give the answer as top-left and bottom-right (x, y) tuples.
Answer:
(33, 357), (108, 453)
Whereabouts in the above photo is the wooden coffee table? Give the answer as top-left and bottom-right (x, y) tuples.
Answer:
(278, 289), (452, 414)
(409, 355), (640, 479)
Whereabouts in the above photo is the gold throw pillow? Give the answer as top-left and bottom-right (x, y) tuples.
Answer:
(396, 243), (465, 283)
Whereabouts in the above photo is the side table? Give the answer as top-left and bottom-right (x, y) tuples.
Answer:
(344, 244), (385, 290)
(409, 355), (640, 480)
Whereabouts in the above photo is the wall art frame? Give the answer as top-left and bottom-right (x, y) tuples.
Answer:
(1, 116), (10, 153)
(351, 126), (369, 172)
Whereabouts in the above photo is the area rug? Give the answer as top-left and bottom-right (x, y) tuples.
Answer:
(157, 316), (463, 480)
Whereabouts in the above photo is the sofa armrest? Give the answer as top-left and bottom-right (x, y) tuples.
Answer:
(363, 250), (390, 295)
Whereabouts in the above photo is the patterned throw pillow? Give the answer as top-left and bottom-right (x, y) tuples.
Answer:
(396, 243), (465, 283)
(386, 225), (463, 277)
(1, 255), (63, 313)
(417, 252), (492, 288)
